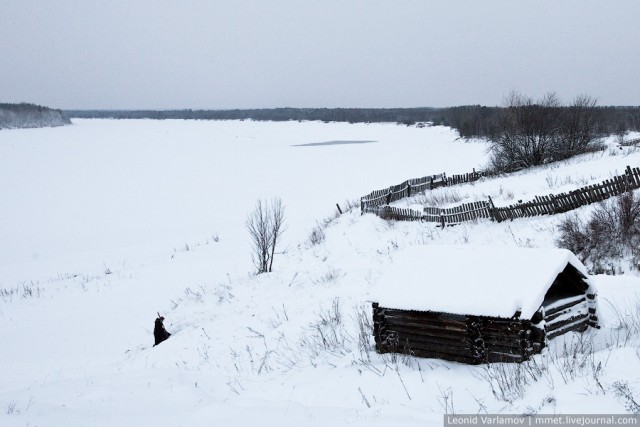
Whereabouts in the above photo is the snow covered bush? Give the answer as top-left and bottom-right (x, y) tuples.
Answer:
(557, 191), (640, 273)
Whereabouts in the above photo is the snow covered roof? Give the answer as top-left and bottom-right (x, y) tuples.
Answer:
(372, 245), (593, 319)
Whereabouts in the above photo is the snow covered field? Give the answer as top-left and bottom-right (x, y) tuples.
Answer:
(2, 119), (640, 426)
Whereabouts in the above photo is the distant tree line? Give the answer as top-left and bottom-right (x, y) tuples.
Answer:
(66, 107), (445, 125)
(0, 103), (71, 129)
(66, 104), (640, 140)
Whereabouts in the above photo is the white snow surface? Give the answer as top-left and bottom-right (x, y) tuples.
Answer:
(372, 245), (591, 319)
(2, 120), (640, 425)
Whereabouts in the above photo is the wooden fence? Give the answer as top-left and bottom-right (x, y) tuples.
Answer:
(620, 138), (640, 147)
(362, 205), (425, 221)
(445, 169), (488, 186)
(364, 165), (640, 226)
(360, 168), (492, 211)
(424, 201), (492, 227)
(363, 201), (492, 226)
(360, 174), (446, 210)
(492, 165), (640, 222)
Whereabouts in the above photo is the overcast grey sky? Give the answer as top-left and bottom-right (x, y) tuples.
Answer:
(1, 1), (639, 110)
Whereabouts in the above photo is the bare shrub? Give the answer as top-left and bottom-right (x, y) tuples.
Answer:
(0, 282), (43, 302)
(308, 222), (326, 246)
(416, 188), (464, 207)
(588, 204), (622, 258)
(554, 94), (601, 161)
(3, 397), (33, 416)
(5, 401), (17, 415)
(213, 282), (234, 304)
(490, 91), (601, 171)
(476, 361), (539, 403)
(617, 191), (640, 244)
(313, 269), (342, 285)
(246, 198), (286, 274)
(491, 91), (562, 170)
(496, 184), (515, 200)
(299, 298), (352, 359)
(476, 332), (602, 404)
(307, 207), (344, 247)
(556, 191), (640, 272)
(549, 334), (595, 385)
(556, 214), (590, 255)
(354, 304), (374, 357)
(605, 296), (640, 347)
(339, 198), (360, 213)
(613, 381), (640, 414)
(282, 301), (378, 371)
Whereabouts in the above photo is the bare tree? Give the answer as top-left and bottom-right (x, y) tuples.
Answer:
(492, 91), (562, 170)
(268, 198), (286, 273)
(555, 94), (600, 160)
(246, 199), (271, 274)
(491, 91), (601, 171)
(246, 198), (286, 274)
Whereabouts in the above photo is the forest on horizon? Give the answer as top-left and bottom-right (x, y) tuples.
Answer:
(66, 105), (640, 139)
(2, 102), (639, 140)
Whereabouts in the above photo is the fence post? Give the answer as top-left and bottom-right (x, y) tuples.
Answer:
(383, 206), (390, 220)
(631, 166), (640, 189)
(506, 204), (514, 221)
(487, 196), (499, 222)
(626, 166), (634, 189)
(625, 165), (636, 190)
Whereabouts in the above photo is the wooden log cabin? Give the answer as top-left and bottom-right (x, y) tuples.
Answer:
(372, 245), (598, 364)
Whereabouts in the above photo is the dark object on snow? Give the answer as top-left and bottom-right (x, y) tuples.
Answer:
(153, 313), (171, 346)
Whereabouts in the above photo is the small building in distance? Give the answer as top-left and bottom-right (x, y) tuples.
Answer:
(371, 245), (598, 364)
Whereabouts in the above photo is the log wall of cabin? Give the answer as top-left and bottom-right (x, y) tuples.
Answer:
(373, 266), (598, 364)
(540, 264), (599, 341)
(372, 303), (536, 365)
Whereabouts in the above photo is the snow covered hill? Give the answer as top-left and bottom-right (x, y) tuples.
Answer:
(1, 119), (640, 426)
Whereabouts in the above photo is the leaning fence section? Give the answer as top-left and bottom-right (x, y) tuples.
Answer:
(360, 168), (495, 210)
(363, 165), (640, 226)
(492, 166), (640, 222)
(620, 138), (640, 147)
(424, 201), (492, 227)
(360, 168), (495, 213)
(363, 205), (425, 221)
(360, 174), (446, 210)
(445, 169), (488, 186)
